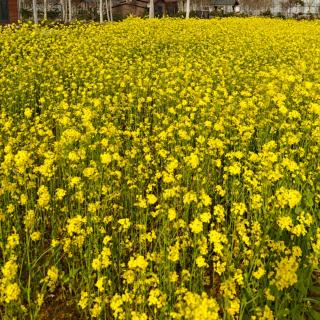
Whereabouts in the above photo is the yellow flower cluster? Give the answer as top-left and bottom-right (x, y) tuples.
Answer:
(173, 291), (219, 319)
(0, 17), (320, 319)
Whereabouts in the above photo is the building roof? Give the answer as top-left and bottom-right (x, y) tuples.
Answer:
(213, 0), (237, 5)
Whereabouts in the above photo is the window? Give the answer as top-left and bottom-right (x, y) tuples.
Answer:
(0, 0), (9, 22)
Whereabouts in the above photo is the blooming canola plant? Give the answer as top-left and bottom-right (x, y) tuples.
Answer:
(0, 18), (320, 319)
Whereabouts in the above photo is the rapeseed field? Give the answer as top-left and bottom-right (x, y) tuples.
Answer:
(1, 17), (320, 319)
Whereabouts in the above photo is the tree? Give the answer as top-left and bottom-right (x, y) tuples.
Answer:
(241, 0), (272, 13)
(43, 0), (47, 19)
(105, 0), (110, 21)
(281, 0), (304, 16)
(186, 0), (190, 18)
(61, 0), (66, 22)
(104, 0), (113, 21)
(99, 0), (103, 22)
(261, 0), (273, 11)
(149, 0), (154, 18)
(68, 0), (71, 21)
(32, 0), (38, 23)
(304, 0), (314, 13)
(109, 0), (113, 21)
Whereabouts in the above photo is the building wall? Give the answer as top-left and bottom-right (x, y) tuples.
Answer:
(1, 0), (18, 23)
(240, 0), (320, 16)
(1, 0), (9, 22)
(113, 0), (177, 18)
(8, 0), (18, 22)
(113, 2), (147, 17)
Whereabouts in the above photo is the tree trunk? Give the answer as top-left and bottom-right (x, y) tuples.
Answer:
(33, 0), (38, 23)
(307, 1), (313, 14)
(60, 0), (65, 22)
(99, 0), (103, 22)
(68, 0), (72, 22)
(105, 0), (110, 21)
(149, 0), (154, 18)
(18, 0), (22, 20)
(186, 0), (190, 18)
(44, 0), (47, 20)
(109, 0), (113, 21)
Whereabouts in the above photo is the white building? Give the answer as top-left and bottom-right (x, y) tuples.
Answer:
(213, 0), (239, 13)
(240, 0), (320, 16)
(187, 0), (320, 17)
(271, 0), (320, 16)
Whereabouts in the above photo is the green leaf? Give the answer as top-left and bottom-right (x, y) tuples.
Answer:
(304, 188), (314, 208)
(305, 308), (320, 320)
(309, 286), (320, 298)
